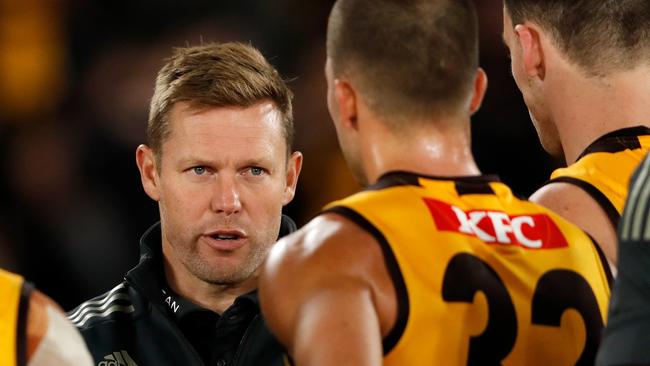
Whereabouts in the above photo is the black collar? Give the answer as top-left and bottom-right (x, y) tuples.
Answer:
(160, 285), (259, 324)
(125, 214), (297, 317)
(369, 171), (501, 190)
(576, 125), (650, 161)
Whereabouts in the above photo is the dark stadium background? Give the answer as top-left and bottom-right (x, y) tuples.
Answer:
(0, 0), (559, 310)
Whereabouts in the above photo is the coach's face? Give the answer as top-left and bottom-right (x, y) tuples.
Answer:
(137, 101), (302, 286)
(503, 7), (562, 158)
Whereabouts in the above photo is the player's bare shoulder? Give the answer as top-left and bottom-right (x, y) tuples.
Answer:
(531, 181), (618, 267)
(262, 212), (385, 294)
(531, 182), (595, 214)
(264, 213), (350, 271)
(260, 211), (397, 344)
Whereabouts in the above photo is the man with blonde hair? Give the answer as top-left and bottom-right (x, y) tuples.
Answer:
(69, 42), (302, 366)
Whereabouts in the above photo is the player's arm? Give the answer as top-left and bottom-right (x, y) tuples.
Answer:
(26, 289), (94, 366)
(531, 182), (617, 271)
(260, 213), (395, 366)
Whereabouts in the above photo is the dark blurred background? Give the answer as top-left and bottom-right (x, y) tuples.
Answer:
(0, 0), (558, 310)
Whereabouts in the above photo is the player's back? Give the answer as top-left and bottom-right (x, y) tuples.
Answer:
(325, 171), (612, 365)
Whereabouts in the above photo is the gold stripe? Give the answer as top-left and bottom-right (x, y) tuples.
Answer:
(0, 269), (24, 366)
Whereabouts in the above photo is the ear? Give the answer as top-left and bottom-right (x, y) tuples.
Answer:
(282, 151), (303, 205)
(514, 24), (545, 79)
(469, 68), (488, 115)
(334, 79), (359, 131)
(136, 144), (161, 201)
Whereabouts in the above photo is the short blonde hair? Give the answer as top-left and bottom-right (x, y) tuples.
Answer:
(148, 42), (294, 156)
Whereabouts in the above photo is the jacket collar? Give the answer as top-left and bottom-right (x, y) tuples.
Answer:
(125, 214), (297, 314)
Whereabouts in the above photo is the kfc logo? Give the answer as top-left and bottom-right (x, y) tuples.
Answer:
(424, 198), (568, 249)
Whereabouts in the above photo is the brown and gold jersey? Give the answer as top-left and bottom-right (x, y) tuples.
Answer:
(549, 126), (650, 227)
(325, 172), (612, 365)
(0, 268), (30, 366)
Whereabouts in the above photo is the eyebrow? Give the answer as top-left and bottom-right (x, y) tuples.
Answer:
(241, 157), (274, 168)
(179, 156), (275, 168)
(178, 156), (214, 167)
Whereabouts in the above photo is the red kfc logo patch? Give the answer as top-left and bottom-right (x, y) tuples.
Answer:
(423, 198), (568, 249)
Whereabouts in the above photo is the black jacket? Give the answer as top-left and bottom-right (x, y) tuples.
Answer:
(68, 216), (296, 366)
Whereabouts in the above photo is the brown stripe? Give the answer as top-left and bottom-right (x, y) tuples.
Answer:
(545, 176), (620, 229)
(577, 126), (650, 160)
(17, 281), (33, 366)
(586, 234), (614, 289)
(324, 206), (409, 355)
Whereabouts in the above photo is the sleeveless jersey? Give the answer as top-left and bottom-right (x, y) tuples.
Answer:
(597, 155), (650, 365)
(324, 172), (612, 366)
(548, 126), (650, 227)
(0, 269), (31, 366)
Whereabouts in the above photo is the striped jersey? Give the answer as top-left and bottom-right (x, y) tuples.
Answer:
(597, 154), (650, 365)
(548, 126), (650, 227)
(325, 172), (612, 365)
(0, 269), (30, 366)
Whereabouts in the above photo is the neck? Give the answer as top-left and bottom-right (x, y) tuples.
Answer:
(361, 117), (481, 184)
(550, 66), (650, 164)
(161, 241), (257, 314)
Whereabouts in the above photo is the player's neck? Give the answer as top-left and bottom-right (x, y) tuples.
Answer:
(362, 120), (481, 184)
(161, 240), (257, 314)
(553, 66), (650, 164)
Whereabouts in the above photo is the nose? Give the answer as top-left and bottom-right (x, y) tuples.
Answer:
(210, 173), (242, 216)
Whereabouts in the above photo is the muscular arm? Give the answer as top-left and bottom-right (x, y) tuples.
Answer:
(531, 182), (618, 272)
(259, 213), (396, 366)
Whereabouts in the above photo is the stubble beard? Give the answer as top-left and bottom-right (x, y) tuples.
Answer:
(179, 231), (276, 287)
(186, 244), (266, 286)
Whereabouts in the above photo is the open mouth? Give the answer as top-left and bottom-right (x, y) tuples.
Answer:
(203, 229), (247, 251)
(211, 233), (241, 241)
(206, 229), (247, 241)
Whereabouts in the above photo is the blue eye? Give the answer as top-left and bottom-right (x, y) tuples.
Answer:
(193, 166), (206, 175)
(250, 167), (264, 176)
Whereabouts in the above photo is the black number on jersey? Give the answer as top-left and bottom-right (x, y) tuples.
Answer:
(442, 253), (603, 365)
(531, 270), (603, 365)
(442, 254), (517, 364)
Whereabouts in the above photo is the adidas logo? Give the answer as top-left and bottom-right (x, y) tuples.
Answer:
(98, 350), (138, 366)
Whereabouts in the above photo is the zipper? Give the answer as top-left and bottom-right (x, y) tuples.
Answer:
(233, 314), (260, 365)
